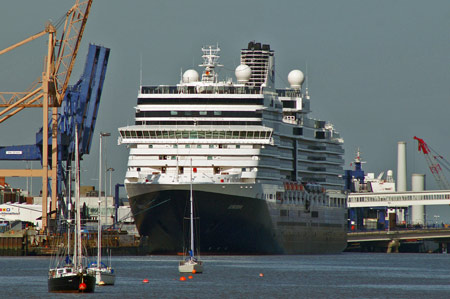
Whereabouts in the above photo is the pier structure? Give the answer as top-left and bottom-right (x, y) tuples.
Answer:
(347, 190), (450, 252)
(348, 190), (450, 209)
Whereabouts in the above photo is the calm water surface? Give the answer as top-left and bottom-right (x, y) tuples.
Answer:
(1, 253), (450, 298)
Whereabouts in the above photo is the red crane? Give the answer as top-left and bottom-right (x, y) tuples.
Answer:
(414, 136), (450, 190)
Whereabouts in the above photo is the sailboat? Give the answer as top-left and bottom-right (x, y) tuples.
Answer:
(48, 128), (96, 293)
(178, 159), (204, 273)
(87, 198), (115, 285)
(87, 132), (115, 285)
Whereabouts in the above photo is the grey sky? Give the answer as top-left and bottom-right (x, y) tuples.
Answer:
(0, 0), (449, 204)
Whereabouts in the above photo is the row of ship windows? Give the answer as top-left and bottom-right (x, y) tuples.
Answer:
(276, 89), (302, 97)
(142, 144), (263, 149)
(279, 197), (345, 209)
(156, 156), (238, 161)
(136, 111), (261, 117)
(137, 98), (264, 105)
(139, 87), (303, 99)
(135, 121), (262, 126)
(262, 193), (345, 208)
(133, 122), (324, 140)
(262, 191), (345, 207)
(280, 210), (319, 218)
(135, 166), (248, 175)
(284, 195), (346, 207)
(151, 144), (244, 149)
(140, 86), (264, 95)
(121, 129), (271, 139)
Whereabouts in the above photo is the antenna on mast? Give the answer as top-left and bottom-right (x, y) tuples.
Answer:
(305, 62), (310, 98)
(199, 45), (223, 83)
(139, 52), (143, 87)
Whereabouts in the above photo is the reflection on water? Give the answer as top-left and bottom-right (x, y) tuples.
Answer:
(0, 253), (450, 298)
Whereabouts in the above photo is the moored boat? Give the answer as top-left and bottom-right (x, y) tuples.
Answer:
(179, 160), (203, 273)
(48, 267), (96, 293)
(48, 128), (96, 293)
(87, 133), (116, 285)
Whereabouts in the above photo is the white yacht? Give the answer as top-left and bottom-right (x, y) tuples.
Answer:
(118, 42), (347, 254)
(178, 160), (203, 273)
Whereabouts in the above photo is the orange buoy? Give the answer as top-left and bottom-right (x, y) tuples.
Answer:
(79, 282), (87, 291)
(188, 275), (193, 279)
(192, 269), (196, 274)
(143, 279), (149, 283)
(180, 276), (186, 281)
(259, 273), (264, 277)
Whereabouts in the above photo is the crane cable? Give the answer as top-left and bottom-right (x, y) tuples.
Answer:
(428, 145), (450, 173)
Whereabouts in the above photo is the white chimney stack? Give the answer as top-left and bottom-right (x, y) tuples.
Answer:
(412, 173), (425, 191)
(397, 141), (407, 192)
(411, 173), (426, 225)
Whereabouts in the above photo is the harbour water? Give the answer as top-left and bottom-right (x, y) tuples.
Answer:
(1, 253), (450, 298)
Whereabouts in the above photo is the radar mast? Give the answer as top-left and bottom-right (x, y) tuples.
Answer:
(199, 45), (223, 83)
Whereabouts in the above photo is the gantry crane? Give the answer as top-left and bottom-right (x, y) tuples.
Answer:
(0, 44), (110, 225)
(414, 136), (450, 190)
(0, 0), (93, 232)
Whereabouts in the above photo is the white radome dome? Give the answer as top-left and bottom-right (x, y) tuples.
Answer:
(235, 64), (251, 83)
(182, 69), (199, 83)
(288, 69), (305, 89)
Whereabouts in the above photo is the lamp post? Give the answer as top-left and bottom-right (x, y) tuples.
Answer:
(106, 167), (115, 229)
(99, 132), (110, 228)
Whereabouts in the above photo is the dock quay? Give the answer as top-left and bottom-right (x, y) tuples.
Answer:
(0, 190), (141, 256)
(347, 228), (450, 253)
(0, 228), (143, 256)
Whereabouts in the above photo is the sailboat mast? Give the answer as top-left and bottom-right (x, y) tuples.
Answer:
(75, 127), (82, 271)
(67, 167), (71, 257)
(97, 132), (102, 268)
(97, 199), (101, 268)
(190, 158), (194, 255)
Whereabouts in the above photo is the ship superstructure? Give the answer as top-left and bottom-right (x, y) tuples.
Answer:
(118, 42), (347, 254)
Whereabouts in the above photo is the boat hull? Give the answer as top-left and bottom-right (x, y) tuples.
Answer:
(48, 273), (96, 293)
(179, 260), (204, 273)
(127, 183), (347, 254)
(88, 268), (116, 285)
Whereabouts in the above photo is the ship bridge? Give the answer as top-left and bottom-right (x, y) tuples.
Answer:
(118, 125), (273, 145)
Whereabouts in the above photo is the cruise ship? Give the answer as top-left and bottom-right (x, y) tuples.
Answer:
(118, 42), (347, 254)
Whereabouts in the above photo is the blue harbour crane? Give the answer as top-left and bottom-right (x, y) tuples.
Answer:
(0, 44), (110, 227)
